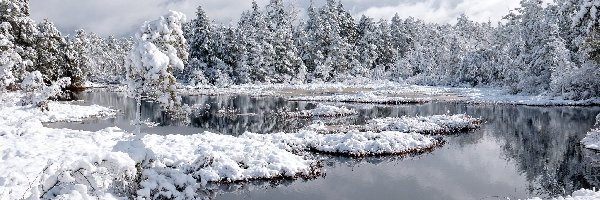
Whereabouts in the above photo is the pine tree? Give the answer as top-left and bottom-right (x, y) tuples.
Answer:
(185, 6), (214, 84)
(34, 19), (67, 83)
(265, 0), (305, 83)
(64, 29), (90, 87)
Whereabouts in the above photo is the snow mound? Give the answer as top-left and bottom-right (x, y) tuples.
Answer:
(242, 130), (440, 157)
(582, 129), (600, 151)
(143, 132), (321, 185)
(366, 114), (482, 135)
(27, 152), (138, 199)
(281, 104), (358, 118)
(289, 92), (430, 104)
(0, 127), (130, 199)
(303, 114), (481, 135)
(529, 188), (600, 200)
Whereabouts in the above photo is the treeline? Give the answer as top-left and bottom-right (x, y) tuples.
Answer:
(182, 0), (600, 99)
(2, 0), (600, 100)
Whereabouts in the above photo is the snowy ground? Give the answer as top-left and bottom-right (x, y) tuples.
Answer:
(177, 82), (600, 106)
(3, 81), (599, 198)
(0, 90), (483, 199)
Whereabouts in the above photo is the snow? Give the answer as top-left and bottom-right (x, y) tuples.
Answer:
(582, 129), (600, 150)
(178, 82), (600, 106)
(289, 92), (431, 104)
(142, 132), (320, 185)
(281, 104), (358, 118)
(529, 188), (600, 200)
(365, 114), (482, 135)
(242, 130), (440, 157)
(0, 91), (321, 199)
(302, 114), (481, 135)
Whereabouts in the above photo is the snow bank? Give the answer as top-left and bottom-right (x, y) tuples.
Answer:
(529, 188), (600, 200)
(242, 130), (440, 157)
(175, 83), (600, 106)
(143, 132), (321, 185)
(303, 114), (481, 135)
(366, 114), (482, 135)
(0, 126), (130, 199)
(289, 92), (430, 104)
(281, 104), (358, 118)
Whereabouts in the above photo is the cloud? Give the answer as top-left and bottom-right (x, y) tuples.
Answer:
(29, 0), (270, 36)
(358, 0), (521, 24)
(29, 0), (525, 37)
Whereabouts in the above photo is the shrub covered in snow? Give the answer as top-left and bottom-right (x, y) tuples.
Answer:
(19, 71), (71, 110)
(27, 152), (138, 199)
(125, 10), (188, 113)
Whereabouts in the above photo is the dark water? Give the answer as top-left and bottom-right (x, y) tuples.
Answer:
(47, 90), (600, 200)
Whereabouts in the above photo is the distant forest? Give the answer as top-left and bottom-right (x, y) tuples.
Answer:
(1, 0), (600, 99)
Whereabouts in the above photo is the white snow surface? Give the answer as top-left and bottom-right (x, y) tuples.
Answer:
(242, 130), (439, 157)
(0, 91), (320, 199)
(581, 129), (600, 151)
(529, 188), (600, 200)
(282, 104), (358, 118)
(143, 132), (318, 185)
(366, 114), (481, 134)
(289, 92), (431, 104)
(178, 82), (600, 106)
(302, 114), (481, 135)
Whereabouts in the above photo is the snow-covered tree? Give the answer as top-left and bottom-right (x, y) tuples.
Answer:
(20, 70), (71, 110)
(34, 19), (67, 83)
(185, 6), (215, 84)
(265, 0), (305, 83)
(125, 11), (189, 133)
(64, 29), (90, 87)
(0, 22), (21, 90)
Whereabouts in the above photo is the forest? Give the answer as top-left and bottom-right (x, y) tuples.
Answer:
(1, 0), (599, 100)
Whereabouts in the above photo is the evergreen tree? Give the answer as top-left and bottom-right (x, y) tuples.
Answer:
(185, 6), (214, 84)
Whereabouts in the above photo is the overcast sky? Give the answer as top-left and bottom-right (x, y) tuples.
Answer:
(29, 0), (524, 37)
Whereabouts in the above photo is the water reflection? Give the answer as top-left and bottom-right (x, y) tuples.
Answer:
(47, 90), (600, 199)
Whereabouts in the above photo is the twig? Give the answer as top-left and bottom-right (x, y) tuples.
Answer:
(76, 168), (96, 192)
(23, 162), (53, 199)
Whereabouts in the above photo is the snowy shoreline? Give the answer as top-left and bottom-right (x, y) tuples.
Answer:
(173, 82), (600, 107)
(0, 90), (484, 199)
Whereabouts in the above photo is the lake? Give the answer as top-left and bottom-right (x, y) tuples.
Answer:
(46, 90), (600, 200)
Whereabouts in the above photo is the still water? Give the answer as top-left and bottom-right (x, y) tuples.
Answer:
(47, 90), (600, 200)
